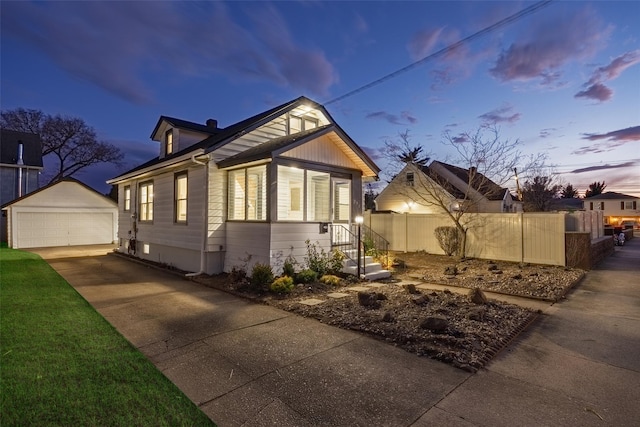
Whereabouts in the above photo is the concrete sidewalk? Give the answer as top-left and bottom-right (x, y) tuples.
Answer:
(32, 240), (640, 426)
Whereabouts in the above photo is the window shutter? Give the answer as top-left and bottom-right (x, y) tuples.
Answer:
(590, 202), (593, 210)
(601, 202), (604, 210)
(634, 201), (637, 210)
(621, 201), (625, 210)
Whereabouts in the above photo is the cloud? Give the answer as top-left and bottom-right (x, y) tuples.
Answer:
(575, 50), (640, 102)
(490, 7), (611, 87)
(539, 128), (557, 139)
(451, 134), (469, 144)
(478, 104), (521, 125)
(572, 126), (640, 155)
(582, 126), (640, 142)
(366, 110), (418, 125)
(570, 161), (637, 174)
(574, 83), (613, 102)
(1, 2), (338, 105)
(408, 27), (445, 61)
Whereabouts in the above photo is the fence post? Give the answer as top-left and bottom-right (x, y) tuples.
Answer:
(520, 212), (525, 264)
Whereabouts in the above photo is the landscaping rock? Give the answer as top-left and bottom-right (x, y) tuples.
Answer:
(420, 316), (449, 332)
(357, 292), (381, 308)
(444, 266), (458, 276)
(376, 292), (388, 300)
(412, 295), (430, 305)
(381, 311), (394, 322)
(488, 264), (498, 271)
(403, 283), (419, 294)
(469, 288), (488, 304)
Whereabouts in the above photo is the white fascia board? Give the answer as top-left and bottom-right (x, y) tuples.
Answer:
(106, 149), (205, 184)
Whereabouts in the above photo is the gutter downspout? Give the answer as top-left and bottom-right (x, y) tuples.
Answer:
(186, 154), (211, 277)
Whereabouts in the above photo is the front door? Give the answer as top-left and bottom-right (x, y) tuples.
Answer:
(332, 178), (351, 244)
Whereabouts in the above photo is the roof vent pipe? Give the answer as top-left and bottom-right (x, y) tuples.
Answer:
(17, 141), (24, 197)
(17, 142), (24, 165)
(206, 119), (218, 129)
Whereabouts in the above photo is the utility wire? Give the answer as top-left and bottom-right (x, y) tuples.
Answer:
(325, 0), (554, 106)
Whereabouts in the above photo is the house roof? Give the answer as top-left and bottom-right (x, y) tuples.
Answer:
(1, 177), (115, 209)
(150, 116), (221, 139)
(585, 191), (637, 200)
(0, 129), (44, 167)
(429, 161), (507, 201)
(109, 96), (379, 183)
(217, 125), (332, 169)
(549, 198), (584, 211)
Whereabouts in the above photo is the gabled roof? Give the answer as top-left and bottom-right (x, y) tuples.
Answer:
(585, 191), (638, 200)
(150, 116), (221, 139)
(1, 177), (115, 209)
(0, 129), (44, 167)
(217, 125), (332, 169)
(109, 96), (379, 183)
(429, 161), (507, 201)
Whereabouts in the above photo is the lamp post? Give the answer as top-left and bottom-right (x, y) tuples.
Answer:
(355, 215), (364, 279)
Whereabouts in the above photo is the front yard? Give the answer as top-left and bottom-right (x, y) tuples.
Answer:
(0, 246), (213, 426)
(194, 251), (584, 372)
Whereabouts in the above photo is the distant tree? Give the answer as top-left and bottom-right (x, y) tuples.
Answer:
(521, 176), (562, 212)
(364, 183), (378, 211)
(384, 125), (546, 257)
(397, 134), (430, 166)
(561, 183), (579, 199)
(584, 181), (606, 198)
(0, 108), (124, 185)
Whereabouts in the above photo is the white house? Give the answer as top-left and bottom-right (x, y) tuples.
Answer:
(107, 96), (381, 275)
(375, 161), (520, 214)
(583, 191), (640, 227)
(2, 178), (118, 249)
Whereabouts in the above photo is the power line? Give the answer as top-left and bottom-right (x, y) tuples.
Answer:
(324, 0), (554, 106)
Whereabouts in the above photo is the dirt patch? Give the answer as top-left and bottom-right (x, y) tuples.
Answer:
(192, 253), (584, 372)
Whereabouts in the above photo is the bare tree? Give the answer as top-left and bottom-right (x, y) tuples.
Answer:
(1, 108), (123, 184)
(383, 126), (545, 257)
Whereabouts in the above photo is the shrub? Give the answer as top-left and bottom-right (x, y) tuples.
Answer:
(270, 276), (294, 294)
(434, 226), (461, 256)
(304, 239), (345, 276)
(282, 256), (296, 278)
(296, 268), (318, 284)
(319, 274), (341, 286)
(229, 266), (247, 284)
(250, 263), (274, 291)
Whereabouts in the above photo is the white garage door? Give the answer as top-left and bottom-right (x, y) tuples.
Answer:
(15, 212), (114, 248)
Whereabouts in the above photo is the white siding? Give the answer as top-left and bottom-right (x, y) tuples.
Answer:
(224, 222), (271, 272)
(282, 135), (360, 169)
(270, 222), (331, 274)
(206, 164), (226, 250)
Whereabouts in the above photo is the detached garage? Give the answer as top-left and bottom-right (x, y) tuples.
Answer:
(2, 178), (117, 249)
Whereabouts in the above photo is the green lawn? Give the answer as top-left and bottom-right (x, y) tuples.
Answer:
(0, 246), (214, 426)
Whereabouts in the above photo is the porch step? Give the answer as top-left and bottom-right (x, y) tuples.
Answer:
(341, 261), (391, 281)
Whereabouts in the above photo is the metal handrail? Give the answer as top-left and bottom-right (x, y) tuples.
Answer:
(330, 224), (363, 276)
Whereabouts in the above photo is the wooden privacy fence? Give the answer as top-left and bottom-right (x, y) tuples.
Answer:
(363, 211), (604, 267)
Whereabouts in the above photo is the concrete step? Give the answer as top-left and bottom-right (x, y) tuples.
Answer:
(342, 256), (374, 267)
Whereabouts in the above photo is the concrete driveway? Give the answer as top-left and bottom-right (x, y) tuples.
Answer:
(32, 241), (640, 426)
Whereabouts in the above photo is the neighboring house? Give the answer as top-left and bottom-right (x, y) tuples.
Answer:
(1, 178), (118, 249)
(106, 96), (381, 275)
(1, 129), (44, 242)
(375, 161), (520, 213)
(583, 192), (640, 226)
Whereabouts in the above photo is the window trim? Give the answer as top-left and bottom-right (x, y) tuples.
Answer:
(165, 129), (174, 155)
(227, 165), (267, 222)
(139, 181), (154, 222)
(287, 114), (319, 135)
(174, 172), (188, 224)
(123, 185), (131, 212)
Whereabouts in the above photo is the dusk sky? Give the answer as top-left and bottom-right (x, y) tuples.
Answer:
(2, 1), (639, 196)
